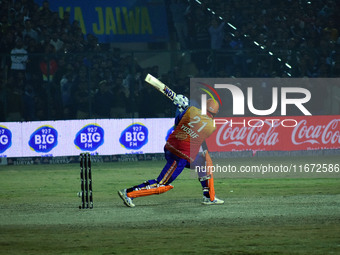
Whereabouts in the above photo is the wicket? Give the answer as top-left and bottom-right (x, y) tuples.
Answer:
(79, 153), (93, 209)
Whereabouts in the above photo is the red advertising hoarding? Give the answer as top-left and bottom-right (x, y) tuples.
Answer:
(206, 116), (340, 152)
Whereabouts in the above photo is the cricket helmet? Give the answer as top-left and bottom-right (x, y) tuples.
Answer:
(207, 98), (219, 115)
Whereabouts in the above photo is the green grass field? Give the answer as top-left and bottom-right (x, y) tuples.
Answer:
(0, 155), (339, 255)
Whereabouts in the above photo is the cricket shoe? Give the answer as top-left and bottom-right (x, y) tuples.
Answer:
(118, 189), (135, 207)
(202, 196), (224, 205)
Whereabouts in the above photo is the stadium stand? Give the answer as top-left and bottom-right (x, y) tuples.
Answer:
(0, 0), (339, 121)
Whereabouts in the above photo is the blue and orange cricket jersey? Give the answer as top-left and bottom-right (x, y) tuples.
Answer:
(165, 106), (215, 162)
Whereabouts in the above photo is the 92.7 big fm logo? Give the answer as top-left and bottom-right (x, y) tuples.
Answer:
(0, 125), (12, 154)
(119, 123), (148, 150)
(74, 124), (104, 151)
(28, 125), (58, 153)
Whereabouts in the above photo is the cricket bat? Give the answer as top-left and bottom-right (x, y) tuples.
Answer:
(145, 74), (177, 101)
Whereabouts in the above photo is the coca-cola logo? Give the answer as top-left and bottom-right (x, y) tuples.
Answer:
(292, 119), (340, 145)
(216, 120), (279, 147)
(210, 117), (340, 151)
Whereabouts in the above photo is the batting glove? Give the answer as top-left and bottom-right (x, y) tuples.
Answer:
(174, 94), (189, 112)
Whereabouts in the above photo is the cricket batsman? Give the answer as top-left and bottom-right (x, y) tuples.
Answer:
(118, 95), (224, 207)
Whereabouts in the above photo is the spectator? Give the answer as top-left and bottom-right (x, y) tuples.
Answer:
(39, 44), (58, 82)
(209, 17), (225, 50)
(22, 19), (39, 42)
(228, 31), (246, 76)
(60, 72), (76, 119)
(38, 43), (59, 119)
(85, 34), (101, 52)
(23, 81), (36, 120)
(60, 11), (72, 34)
(186, 4), (211, 73)
(169, 0), (189, 49)
(191, 6), (210, 50)
(38, 0), (53, 21)
(93, 80), (115, 118)
(74, 69), (92, 119)
(49, 32), (64, 52)
(6, 73), (25, 121)
(112, 75), (129, 116)
(0, 31), (15, 68)
(10, 38), (28, 78)
(0, 15), (11, 36)
(25, 37), (40, 82)
(49, 12), (63, 34)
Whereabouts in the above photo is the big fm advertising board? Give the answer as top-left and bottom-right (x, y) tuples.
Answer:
(1, 116), (339, 158)
(34, 0), (169, 43)
(0, 118), (174, 158)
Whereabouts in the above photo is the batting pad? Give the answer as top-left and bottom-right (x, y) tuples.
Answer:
(127, 185), (174, 198)
(205, 152), (215, 201)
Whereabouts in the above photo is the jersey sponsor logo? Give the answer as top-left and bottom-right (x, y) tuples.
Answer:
(29, 126), (58, 153)
(0, 125), (12, 154)
(74, 124), (104, 151)
(120, 123), (148, 150)
(175, 131), (188, 141)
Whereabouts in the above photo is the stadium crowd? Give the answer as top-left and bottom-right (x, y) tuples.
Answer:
(171, 0), (339, 78)
(0, 0), (339, 121)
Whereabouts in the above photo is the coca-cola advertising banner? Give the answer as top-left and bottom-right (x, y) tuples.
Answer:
(206, 116), (340, 152)
(190, 78), (340, 152)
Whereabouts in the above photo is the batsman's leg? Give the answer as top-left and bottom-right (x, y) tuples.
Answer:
(118, 150), (187, 206)
(193, 152), (224, 205)
(126, 155), (187, 197)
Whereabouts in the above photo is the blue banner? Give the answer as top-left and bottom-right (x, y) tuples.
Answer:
(35, 0), (169, 43)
